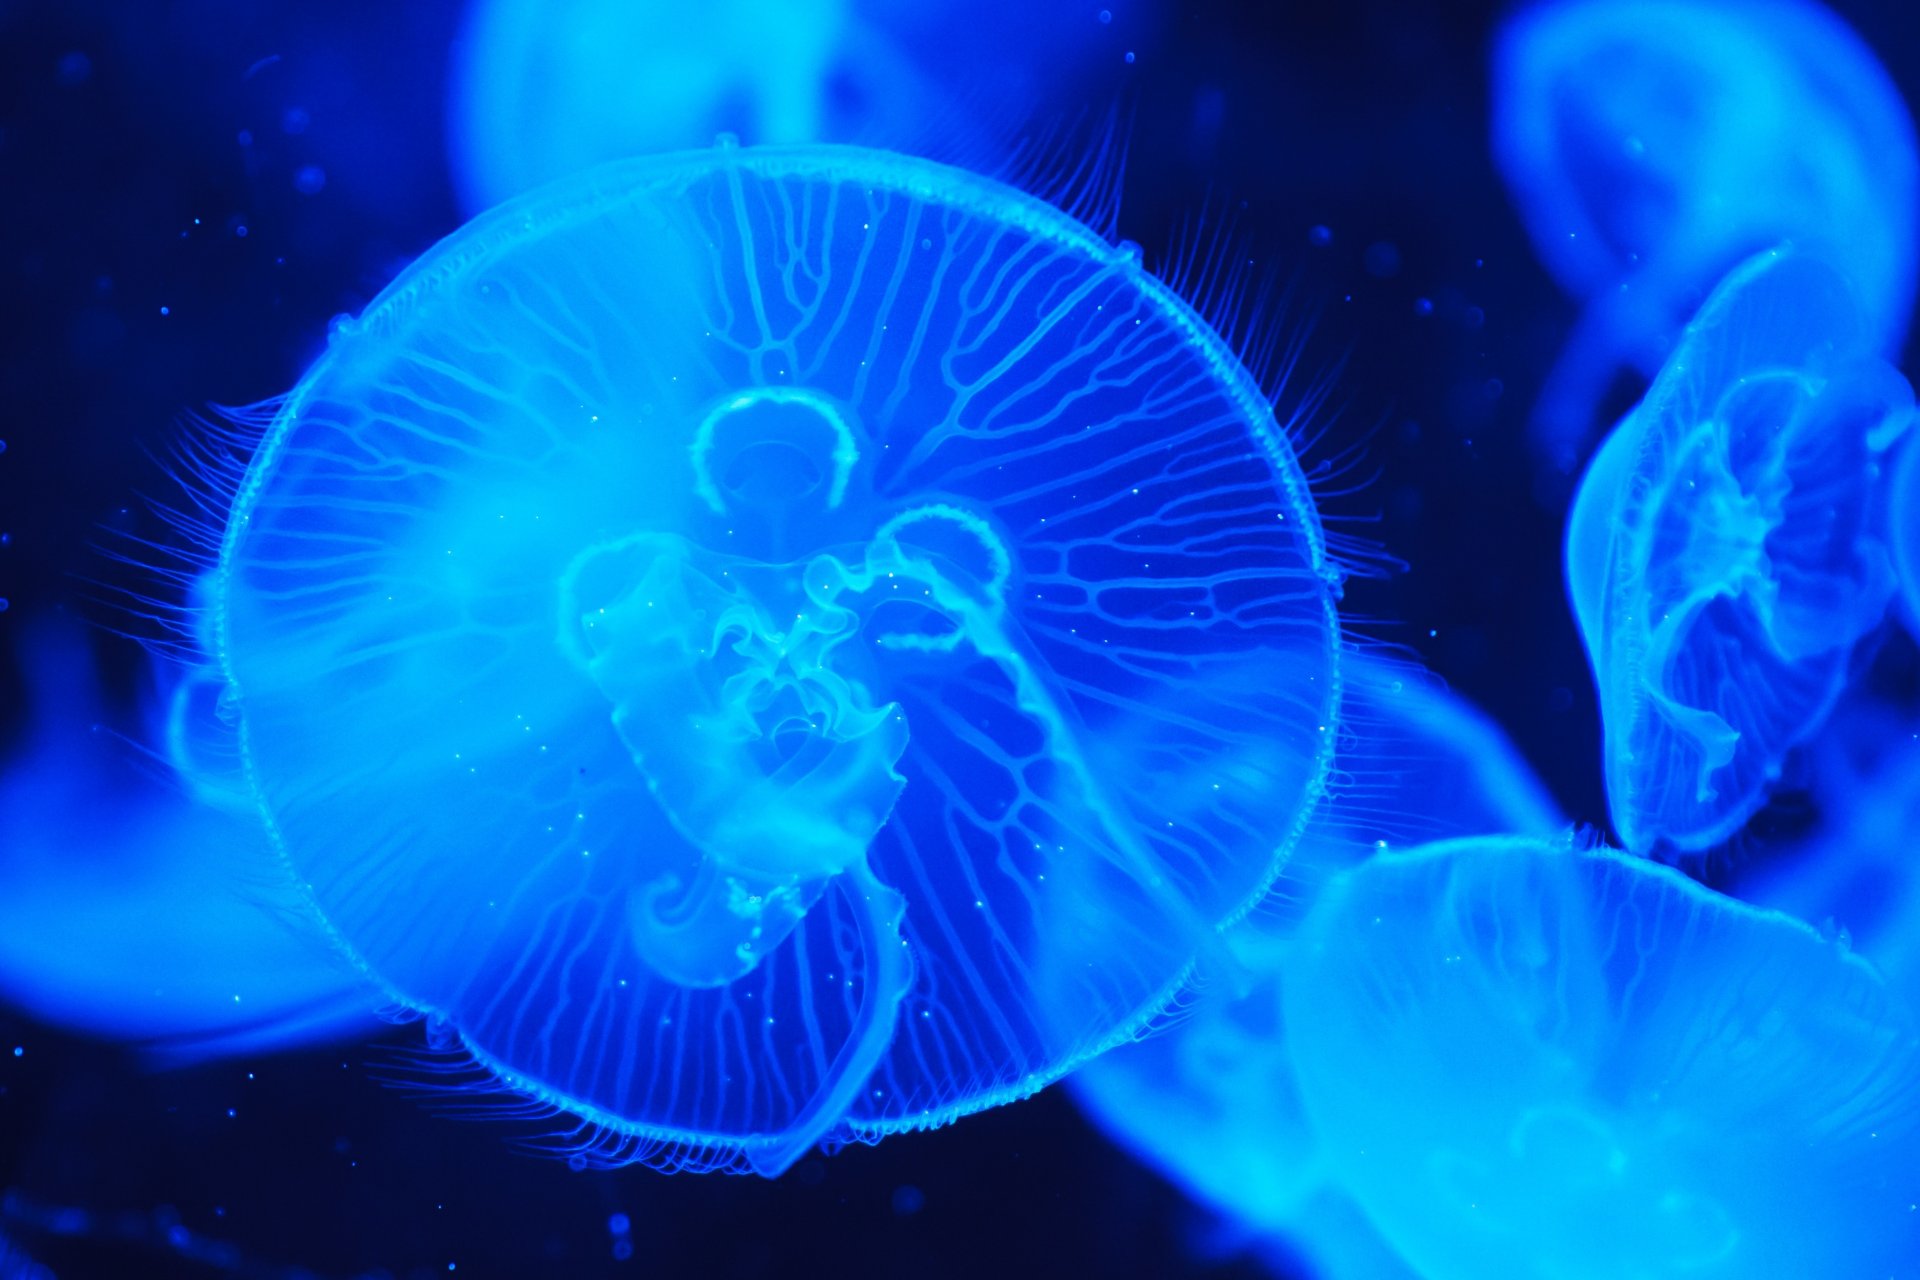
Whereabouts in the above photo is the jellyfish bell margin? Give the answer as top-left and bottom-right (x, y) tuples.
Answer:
(1491, 0), (1919, 484)
(187, 141), (1345, 1176)
(1284, 834), (1920, 1280)
(1564, 245), (1914, 857)
(1071, 655), (1565, 1276)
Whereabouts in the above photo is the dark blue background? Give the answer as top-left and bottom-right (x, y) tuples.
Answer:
(5, 2), (1916, 1275)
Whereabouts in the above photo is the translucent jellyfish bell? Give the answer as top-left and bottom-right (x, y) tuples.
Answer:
(1565, 247), (1914, 854)
(0, 618), (377, 1059)
(446, 0), (1119, 213)
(1286, 836), (1920, 1280)
(1744, 695), (1920, 1010)
(1491, 0), (1919, 477)
(1072, 656), (1560, 1278)
(211, 145), (1342, 1174)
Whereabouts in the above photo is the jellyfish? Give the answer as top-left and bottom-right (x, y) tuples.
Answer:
(446, 0), (1135, 214)
(1888, 424), (1920, 638)
(1490, 0), (1918, 479)
(203, 143), (1343, 1175)
(0, 616), (378, 1059)
(1072, 655), (1560, 1278)
(0, 1225), (46, 1280)
(1742, 693), (1920, 1012)
(1564, 247), (1914, 854)
(1285, 835), (1920, 1280)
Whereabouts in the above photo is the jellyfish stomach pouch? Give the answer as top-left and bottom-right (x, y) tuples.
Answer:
(561, 528), (913, 1172)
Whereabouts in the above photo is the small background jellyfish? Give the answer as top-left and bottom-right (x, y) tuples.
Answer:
(1564, 247), (1913, 854)
(1072, 654), (1560, 1279)
(1740, 690), (1920, 1010)
(205, 143), (1343, 1175)
(1286, 835), (1920, 1280)
(1491, 0), (1919, 480)
(446, 0), (1147, 214)
(0, 615), (377, 1060)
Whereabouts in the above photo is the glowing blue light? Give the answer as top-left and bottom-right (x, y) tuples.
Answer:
(1565, 247), (1913, 854)
(1492, 0), (1918, 477)
(446, 0), (1128, 213)
(1073, 657), (1560, 1276)
(0, 618), (379, 1059)
(1287, 835), (1920, 1280)
(210, 144), (1340, 1176)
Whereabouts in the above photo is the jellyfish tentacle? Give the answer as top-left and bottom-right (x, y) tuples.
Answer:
(744, 857), (911, 1177)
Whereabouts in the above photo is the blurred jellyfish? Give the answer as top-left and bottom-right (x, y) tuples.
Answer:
(0, 1225), (47, 1280)
(447, 0), (1137, 214)
(1071, 655), (1561, 1278)
(0, 616), (378, 1059)
(1742, 693), (1920, 1009)
(1565, 247), (1913, 854)
(1286, 834), (1920, 1280)
(1491, 0), (1918, 478)
(201, 143), (1343, 1175)
(1889, 426), (1920, 636)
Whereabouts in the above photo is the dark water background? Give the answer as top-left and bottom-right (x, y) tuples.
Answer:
(4, 1), (1917, 1276)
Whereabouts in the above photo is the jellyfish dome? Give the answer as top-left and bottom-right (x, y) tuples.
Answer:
(1743, 694), (1920, 1011)
(209, 143), (1342, 1175)
(1072, 656), (1559, 1277)
(446, 0), (1127, 214)
(0, 617), (377, 1059)
(1286, 835), (1920, 1280)
(1491, 0), (1919, 477)
(1565, 247), (1914, 854)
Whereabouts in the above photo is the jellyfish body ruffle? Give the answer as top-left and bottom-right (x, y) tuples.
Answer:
(1071, 656), (1561, 1275)
(1565, 247), (1913, 854)
(212, 144), (1341, 1173)
(1492, 0), (1918, 477)
(1285, 835), (1920, 1280)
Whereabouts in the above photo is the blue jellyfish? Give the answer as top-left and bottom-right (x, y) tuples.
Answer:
(0, 1225), (47, 1280)
(1565, 247), (1914, 854)
(205, 143), (1343, 1175)
(1889, 425), (1920, 637)
(0, 617), (378, 1059)
(1285, 835), (1920, 1280)
(1072, 655), (1560, 1278)
(1491, 0), (1918, 478)
(447, 0), (1133, 214)
(1743, 695), (1920, 1012)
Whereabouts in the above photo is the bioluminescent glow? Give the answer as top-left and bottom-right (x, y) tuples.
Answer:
(1744, 695), (1920, 1012)
(0, 618), (377, 1060)
(1491, 0), (1918, 478)
(1286, 835), (1920, 1280)
(447, 0), (1126, 213)
(204, 143), (1342, 1176)
(1071, 655), (1561, 1277)
(1888, 421), (1920, 637)
(1565, 247), (1913, 854)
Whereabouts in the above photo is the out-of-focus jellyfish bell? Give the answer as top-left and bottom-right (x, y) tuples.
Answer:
(1286, 835), (1920, 1280)
(0, 617), (378, 1059)
(1888, 421), (1920, 636)
(1743, 694), (1920, 1011)
(209, 144), (1342, 1175)
(1491, 0), (1919, 478)
(1072, 655), (1561, 1278)
(447, 0), (1130, 214)
(1565, 247), (1913, 854)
